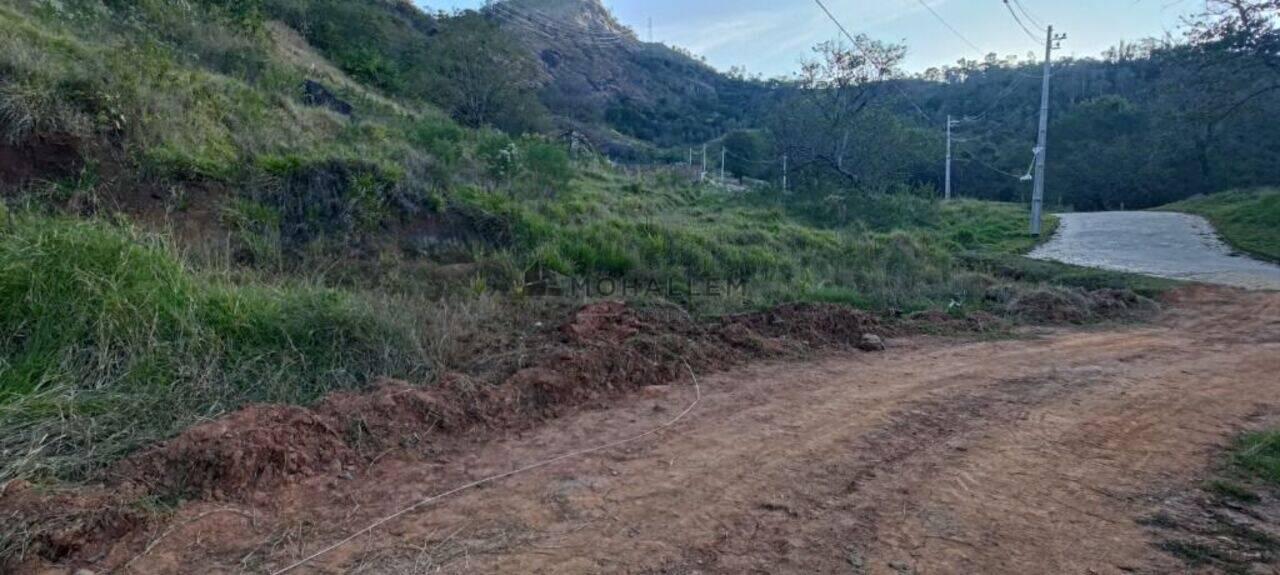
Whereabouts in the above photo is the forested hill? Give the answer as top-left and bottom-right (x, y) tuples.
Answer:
(0, 0), (1275, 215)
(479, 0), (1280, 211)
(900, 46), (1280, 210)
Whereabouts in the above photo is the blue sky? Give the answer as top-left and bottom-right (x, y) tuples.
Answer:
(416, 1), (1201, 77)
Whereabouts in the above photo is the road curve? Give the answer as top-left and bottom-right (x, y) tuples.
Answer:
(1029, 211), (1280, 290)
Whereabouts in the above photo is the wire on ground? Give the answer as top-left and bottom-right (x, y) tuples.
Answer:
(269, 362), (705, 575)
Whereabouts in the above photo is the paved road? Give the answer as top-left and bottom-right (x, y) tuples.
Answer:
(1030, 211), (1280, 290)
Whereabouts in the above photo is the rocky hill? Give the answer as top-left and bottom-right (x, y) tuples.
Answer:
(484, 0), (770, 155)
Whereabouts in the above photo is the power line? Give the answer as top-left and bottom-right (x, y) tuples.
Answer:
(955, 148), (1034, 181)
(961, 73), (1026, 123)
(912, 0), (984, 56)
(811, 0), (934, 123)
(1011, 0), (1046, 32)
(1002, 0), (1044, 46)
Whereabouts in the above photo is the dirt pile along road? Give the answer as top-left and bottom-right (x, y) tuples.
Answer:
(12, 285), (1280, 574)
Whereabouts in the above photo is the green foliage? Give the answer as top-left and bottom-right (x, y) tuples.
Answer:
(521, 137), (573, 196)
(722, 130), (774, 180)
(938, 200), (1057, 255)
(1161, 188), (1280, 262)
(449, 168), (1024, 313)
(909, 42), (1280, 211)
(0, 213), (425, 480)
(1233, 430), (1280, 485)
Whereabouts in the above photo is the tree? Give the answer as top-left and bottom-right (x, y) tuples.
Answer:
(771, 38), (907, 189)
(722, 130), (773, 180)
(424, 13), (548, 134)
(1190, 0), (1280, 72)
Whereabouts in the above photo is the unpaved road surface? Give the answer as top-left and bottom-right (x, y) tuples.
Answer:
(1030, 211), (1280, 290)
(130, 286), (1280, 575)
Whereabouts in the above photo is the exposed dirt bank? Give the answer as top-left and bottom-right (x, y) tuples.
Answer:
(8, 286), (1266, 574)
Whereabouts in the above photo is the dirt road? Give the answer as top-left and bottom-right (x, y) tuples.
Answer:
(122, 286), (1280, 575)
(1030, 211), (1280, 290)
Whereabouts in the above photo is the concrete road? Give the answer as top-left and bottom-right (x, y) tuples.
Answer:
(1029, 211), (1280, 290)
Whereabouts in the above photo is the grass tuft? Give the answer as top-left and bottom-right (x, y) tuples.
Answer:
(1233, 430), (1280, 485)
(0, 213), (427, 482)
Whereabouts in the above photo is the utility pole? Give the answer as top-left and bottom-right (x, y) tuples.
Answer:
(782, 154), (788, 194)
(688, 148), (693, 167)
(720, 147), (726, 182)
(648, 17), (653, 43)
(700, 144), (707, 183)
(945, 115), (959, 201)
(1031, 25), (1065, 236)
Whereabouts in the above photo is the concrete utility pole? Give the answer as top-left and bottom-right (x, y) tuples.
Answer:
(720, 147), (726, 182)
(782, 154), (788, 194)
(1031, 25), (1065, 236)
(945, 115), (960, 201)
(701, 144), (707, 183)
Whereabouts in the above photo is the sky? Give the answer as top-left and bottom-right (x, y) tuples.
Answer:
(416, 0), (1202, 77)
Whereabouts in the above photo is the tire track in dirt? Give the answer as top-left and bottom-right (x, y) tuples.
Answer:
(123, 287), (1280, 574)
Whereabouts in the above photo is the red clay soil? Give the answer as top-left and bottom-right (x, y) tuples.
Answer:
(0, 300), (888, 572)
(0, 135), (83, 188)
(143, 286), (1280, 574)
(6, 285), (1273, 574)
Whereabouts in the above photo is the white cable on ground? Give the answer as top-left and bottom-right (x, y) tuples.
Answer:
(270, 362), (704, 575)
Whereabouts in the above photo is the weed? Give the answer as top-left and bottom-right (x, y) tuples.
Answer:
(0, 213), (429, 482)
(1206, 479), (1262, 503)
(1234, 431), (1280, 485)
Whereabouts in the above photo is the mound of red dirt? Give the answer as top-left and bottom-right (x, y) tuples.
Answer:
(103, 301), (889, 503)
(721, 302), (889, 346)
(2, 300), (889, 572)
(116, 405), (354, 502)
(0, 481), (146, 571)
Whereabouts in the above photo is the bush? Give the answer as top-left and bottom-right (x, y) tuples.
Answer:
(521, 137), (572, 197)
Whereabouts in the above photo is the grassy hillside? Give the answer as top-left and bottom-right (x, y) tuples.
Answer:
(0, 0), (1151, 488)
(1161, 189), (1280, 263)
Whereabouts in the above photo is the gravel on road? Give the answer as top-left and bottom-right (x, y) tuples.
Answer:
(1030, 211), (1280, 290)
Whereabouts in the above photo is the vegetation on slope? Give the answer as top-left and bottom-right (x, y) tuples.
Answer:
(0, 212), (430, 481)
(1234, 430), (1280, 485)
(1161, 188), (1280, 262)
(0, 0), (1164, 489)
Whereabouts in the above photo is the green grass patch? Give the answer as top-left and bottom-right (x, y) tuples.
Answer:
(1233, 430), (1280, 484)
(937, 200), (1059, 255)
(0, 213), (427, 482)
(1160, 188), (1280, 263)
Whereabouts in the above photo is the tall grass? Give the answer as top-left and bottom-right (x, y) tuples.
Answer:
(450, 167), (997, 314)
(0, 213), (429, 482)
